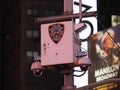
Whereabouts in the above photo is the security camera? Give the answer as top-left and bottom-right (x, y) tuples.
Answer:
(75, 56), (91, 71)
(31, 61), (43, 77)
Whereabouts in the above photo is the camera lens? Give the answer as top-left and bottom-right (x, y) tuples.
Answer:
(35, 70), (41, 75)
(80, 65), (88, 71)
(33, 69), (42, 77)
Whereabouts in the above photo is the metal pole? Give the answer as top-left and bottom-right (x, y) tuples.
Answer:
(35, 11), (97, 23)
(61, 1), (76, 90)
(64, 0), (73, 15)
(62, 73), (76, 90)
(79, 0), (82, 22)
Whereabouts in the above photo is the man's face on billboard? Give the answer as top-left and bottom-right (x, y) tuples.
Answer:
(102, 35), (115, 50)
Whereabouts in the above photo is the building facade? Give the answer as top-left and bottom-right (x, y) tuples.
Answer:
(3, 0), (64, 90)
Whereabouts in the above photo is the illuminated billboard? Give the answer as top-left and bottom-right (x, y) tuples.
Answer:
(88, 25), (120, 89)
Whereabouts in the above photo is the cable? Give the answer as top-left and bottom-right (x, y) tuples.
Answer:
(72, 67), (87, 77)
(81, 47), (88, 51)
(73, 70), (86, 77)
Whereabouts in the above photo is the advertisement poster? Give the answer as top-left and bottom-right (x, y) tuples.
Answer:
(88, 25), (120, 89)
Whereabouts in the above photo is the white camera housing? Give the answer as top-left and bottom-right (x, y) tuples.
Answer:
(31, 61), (43, 77)
(76, 56), (91, 71)
(41, 21), (80, 66)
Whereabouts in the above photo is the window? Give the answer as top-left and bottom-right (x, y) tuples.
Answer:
(44, 10), (49, 16)
(26, 30), (39, 38)
(26, 51), (39, 58)
(26, 51), (32, 57)
(44, 10), (56, 16)
(33, 9), (38, 16)
(27, 9), (39, 16)
(33, 51), (39, 57)
(33, 31), (39, 38)
(111, 15), (120, 26)
(27, 9), (33, 15)
(26, 30), (32, 38)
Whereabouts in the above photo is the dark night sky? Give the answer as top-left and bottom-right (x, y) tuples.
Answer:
(1, 0), (20, 23)
(0, 0), (120, 27)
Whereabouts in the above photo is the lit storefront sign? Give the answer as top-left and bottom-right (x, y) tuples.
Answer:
(93, 83), (118, 90)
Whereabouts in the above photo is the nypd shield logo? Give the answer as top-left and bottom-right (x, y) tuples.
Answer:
(49, 23), (64, 44)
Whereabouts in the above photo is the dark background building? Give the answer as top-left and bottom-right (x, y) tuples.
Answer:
(1, 0), (120, 90)
(97, 0), (120, 30)
(1, 0), (64, 90)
